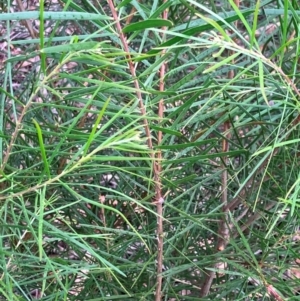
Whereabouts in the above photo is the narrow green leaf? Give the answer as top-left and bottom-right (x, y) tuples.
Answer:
(164, 150), (248, 164)
(145, 89), (177, 95)
(0, 11), (112, 21)
(5, 51), (56, 62)
(59, 73), (143, 93)
(117, 0), (134, 9)
(9, 34), (107, 46)
(40, 41), (99, 53)
(39, 0), (46, 73)
(228, 0), (254, 45)
(252, 138), (300, 156)
(90, 156), (151, 162)
(83, 95), (110, 156)
(280, 0), (289, 65)
(150, 125), (183, 137)
(38, 188), (46, 260)
(155, 138), (217, 150)
(122, 19), (173, 33)
(263, 8), (300, 15)
(32, 119), (50, 179)
(250, 0), (260, 48)
(258, 60), (269, 105)
(172, 174), (197, 185)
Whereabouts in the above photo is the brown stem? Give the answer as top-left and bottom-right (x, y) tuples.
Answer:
(106, 0), (153, 152)
(1, 1), (38, 169)
(200, 123), (231, 297)
(200, 7), (237, 296)
(217, 124), (231, 252)
(154, 6), (168, 301)
(15, 0), (38, 40)
(106, 1), (166, 298)
(224, 159), (272, 213)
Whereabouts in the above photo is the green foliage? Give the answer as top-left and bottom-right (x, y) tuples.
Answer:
(1, 0), (300, 300)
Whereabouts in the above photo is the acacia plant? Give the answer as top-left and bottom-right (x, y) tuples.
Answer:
(0, 0), (300, 300)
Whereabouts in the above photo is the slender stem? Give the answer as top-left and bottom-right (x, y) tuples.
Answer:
(15, 0), (37, 40)
(200, 1), (238, 295)
(155, 6), (168, 300)
(105, 1), (166, 298)
(106, 0), (153, 152)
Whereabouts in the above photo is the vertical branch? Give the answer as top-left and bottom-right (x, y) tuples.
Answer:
(15, 0), (38, 40)
(1, 62), (62, 170)
(106, 0), (153, 152)
(155, 6), (168, 300)
(216, 81), (232, 252)
(216, 0), (240, 253)
(106, 1), (167, 298)
(200, 0), (239, 297)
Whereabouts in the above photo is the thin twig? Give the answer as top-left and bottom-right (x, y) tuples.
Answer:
(233, 202), (276, 238)
(200, 2), (238, 295)
(200, 110), (231, 298)
(1, 60), (63, 171)
(154, 5), (168, 299)
(15, 0), (37, 40)
(106, 3), (166, 299)
(106, 0), (153, 152)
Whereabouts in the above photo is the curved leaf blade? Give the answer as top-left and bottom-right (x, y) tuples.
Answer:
(122, 19), (173, 33)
